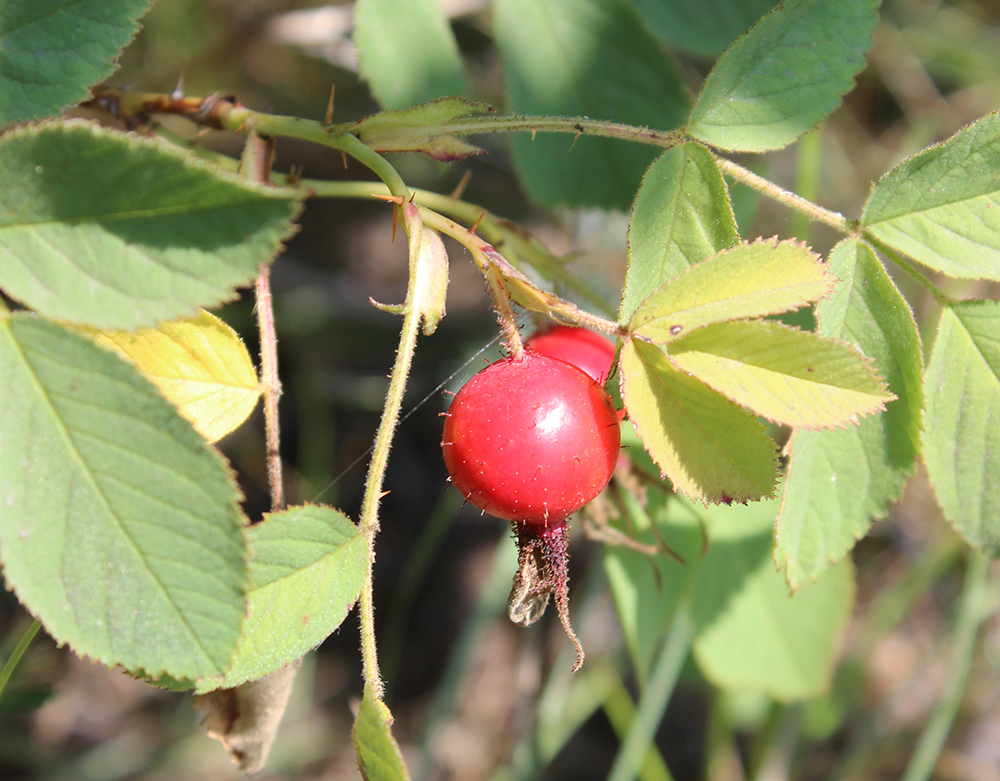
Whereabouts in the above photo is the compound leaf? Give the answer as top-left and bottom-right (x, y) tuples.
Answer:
(77, 310), (260, 443)
(494, 0), (689, 210)
(776, 239), (923, 589)
(628, 238), (831, 342)
(620, 338), (778, 504)
(354, 0), (468, 110)
(0, 0), (153, 124)
(0, 314), (247, 679)
(687, 0), (879, 152)
(923, 301), (1000, 554)
(668, 320), (894, 428)
(861, 111), (1000, 280)
(0, 121), (302, 329)
(692, 499), (855, 700)
(621, 143), (739, 323)
(196, 504), (366, 692)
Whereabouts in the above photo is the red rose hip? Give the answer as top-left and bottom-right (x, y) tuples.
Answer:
(525, 325), (616, 384)
(441, 352), (620, 527)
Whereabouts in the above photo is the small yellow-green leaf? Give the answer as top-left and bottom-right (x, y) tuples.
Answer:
(353, 687), (411, 781)
(629, 237), (831, 343)
(669, 320), (894, 428)
(620, 338), (778, 504)
(77, 310), (261, 443)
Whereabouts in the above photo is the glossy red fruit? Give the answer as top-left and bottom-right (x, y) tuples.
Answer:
(441, 352), (620, 528)
(525, 325), (616, 385)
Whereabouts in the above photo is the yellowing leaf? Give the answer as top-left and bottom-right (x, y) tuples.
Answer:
(668, 320), (894, 428)
(79, 310), (261, 442)
(620, 338), (778, 504)
(629, 237), (832, 343)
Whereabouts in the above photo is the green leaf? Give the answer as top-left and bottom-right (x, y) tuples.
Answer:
(634, 0), (779, 55)
(628, 238), (830, 342)
(354, 0), (468, 110)
(0, 314), (247, 679)
(668, 320), (894, 428)
(621, 144), (739, 324)
(0, 121), (302, 329)
(776, 240), (923, 589)
(687, 0), (879, 152)
(691, 500), (856, 700)
(353, 687), (411, 781)
(75, 310), (261, 443)
(620, 338), (778, 504)
(196, 504), (366, 692)
(923, 301), (1000, 554)
(347, 98), (493, 161)
(861, 112), (1000, 280)
(494, 0), (689, 210)
(0, 0), (153, 124)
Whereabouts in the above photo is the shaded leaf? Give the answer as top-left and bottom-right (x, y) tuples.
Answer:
(776, 239), (923, 589)
(196, 505), (366, 692)
(0, 0), (153, 124)
(76, 310), (261, 443)
(861, 111), (1000, 280)
(628, 238), (830, 342)
(494, 0), (689, 210)
(687, 0), (879, 152)
(923, 301), (1000, 554)
(634, 0), (779, 55)
(0, 121), (302, 329)
(668, 320), (894, 428)
(0, 315), (247, 679)
(621, 144), (739, 323)
(692, 500), (856, 700)
(347, 98), (493, 161)
(354, 0), (468, 110)
(353, 687), (411, 780)
(620, 338), (778, 504)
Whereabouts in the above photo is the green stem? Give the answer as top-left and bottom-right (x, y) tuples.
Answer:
(355, 215), (427, 699)
(714, 154), (853, 235)
(607, 606), (696, 781)
(222, 102), (410, 198)
(417, 207), (620, 337)
(345, 113), (685, 147)
(0, 620), (40, 702)
(901, 549), (991, 781)
(288, 178), (614, 315)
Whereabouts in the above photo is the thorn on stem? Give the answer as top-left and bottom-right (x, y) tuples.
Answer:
(323, 85), (335, 126)
(471, 211), (485, 234)
(450, 170), (472, 200)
